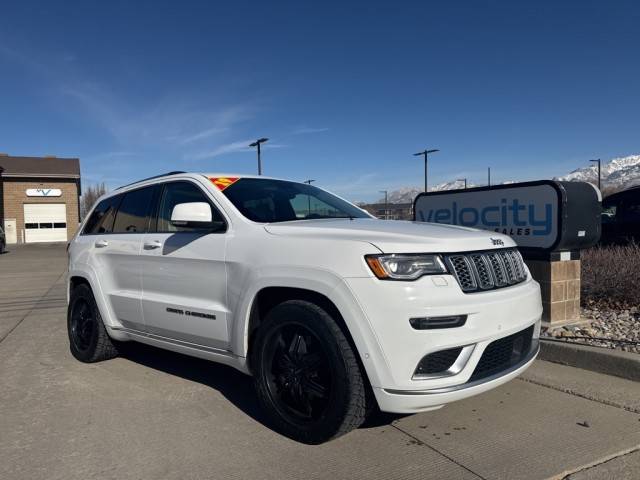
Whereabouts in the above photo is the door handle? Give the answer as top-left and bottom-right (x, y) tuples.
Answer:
(143, 240), (162, 250)
(94, 239), (109, 248)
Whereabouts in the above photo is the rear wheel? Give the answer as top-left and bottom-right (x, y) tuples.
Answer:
(67, 283), (118, 362)
(252, 300), (367, 444)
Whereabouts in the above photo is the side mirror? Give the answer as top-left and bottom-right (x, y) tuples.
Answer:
(170, 202), (224, 231)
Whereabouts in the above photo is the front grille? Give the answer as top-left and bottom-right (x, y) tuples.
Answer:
(445, 248), (527, 293)
(414, 347), (463, 376)
(469, 325), (534, 382)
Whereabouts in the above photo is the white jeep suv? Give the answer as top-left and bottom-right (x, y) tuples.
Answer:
(67, 172), (542, 443)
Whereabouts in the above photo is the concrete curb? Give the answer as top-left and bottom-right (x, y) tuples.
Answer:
(539, 339), (640, 382)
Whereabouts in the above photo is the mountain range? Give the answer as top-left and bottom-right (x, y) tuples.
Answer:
(375, 154), (640, 204)
(554, 154), (640, 192)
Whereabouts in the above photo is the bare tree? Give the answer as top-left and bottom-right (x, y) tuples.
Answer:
(80, 182), (108, 220)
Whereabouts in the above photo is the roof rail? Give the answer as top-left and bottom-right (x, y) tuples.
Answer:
(116, 171), (186, 190)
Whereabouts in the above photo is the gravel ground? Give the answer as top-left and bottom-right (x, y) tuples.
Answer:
(541, 305), (640, 354)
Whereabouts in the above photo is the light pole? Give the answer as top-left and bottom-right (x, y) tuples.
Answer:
(304, 179), (315, 214)
(249, 138), (269, 175)
(413, 148), (439, 193)
(456, 178), (467, 190)
(487, 167), (491, 187)
(379, 190), (388, 220)
(589, 159), (601, 191)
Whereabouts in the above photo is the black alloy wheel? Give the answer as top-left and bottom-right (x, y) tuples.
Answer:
(69, 297), (96, 352)
(252, 300), (368, 444)
(264, 323), (332, 421)
(67, 283), (118, 363)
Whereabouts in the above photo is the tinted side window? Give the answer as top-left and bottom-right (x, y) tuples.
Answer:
(621, 199), (640, 221)
(157, 181), (225, 232)
(82, 195), (122, 234)
(113, 186), (156, 233)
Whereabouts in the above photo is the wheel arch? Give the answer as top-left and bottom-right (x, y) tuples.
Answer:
(68, 273), (94, 304)
(67, 265), (126, 337)
(245, 287), (349, 370)
(69, 275), (91, 291)
(239, 279), (387, 389)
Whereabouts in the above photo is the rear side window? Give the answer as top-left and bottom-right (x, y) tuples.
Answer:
(113, 186), (156, 234)
(83, 195), (122, 234)
(156, 181), (225, 232)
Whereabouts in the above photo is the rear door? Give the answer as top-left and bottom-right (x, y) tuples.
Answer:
(140, 180), (230, 349)
(82, 186), (158, 331)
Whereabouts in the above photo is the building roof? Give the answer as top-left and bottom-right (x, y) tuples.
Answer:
(0, 155), (80, 179)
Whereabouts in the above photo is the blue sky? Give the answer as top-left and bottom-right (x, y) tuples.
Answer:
(1, 1), (639, 202)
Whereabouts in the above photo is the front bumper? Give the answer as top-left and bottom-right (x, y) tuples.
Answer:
(340, 273), (542, 412)
(375, 341), (539, 413)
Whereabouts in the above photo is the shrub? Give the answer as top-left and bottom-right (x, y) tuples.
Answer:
(581, 243), (640, 308)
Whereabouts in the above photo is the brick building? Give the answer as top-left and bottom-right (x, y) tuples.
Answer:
(0, 154), (81, 244)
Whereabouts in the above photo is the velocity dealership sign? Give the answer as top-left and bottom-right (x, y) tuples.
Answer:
(414, 180), (601, 252)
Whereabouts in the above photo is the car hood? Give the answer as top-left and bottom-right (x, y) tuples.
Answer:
(263, 218), (515, 253)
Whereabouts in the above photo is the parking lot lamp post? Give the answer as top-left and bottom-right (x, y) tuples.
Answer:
(379, 190), (388, 219)
(590, 159), (601, 191)
(457, 178), (467, 190)
(413, 149), (439, 193)
(488, 167), (491, 187)
(304, 179), (315, 214)
(249, 138), (269, 175)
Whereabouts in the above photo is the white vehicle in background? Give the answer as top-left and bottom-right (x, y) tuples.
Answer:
(67, 172), (542, 443)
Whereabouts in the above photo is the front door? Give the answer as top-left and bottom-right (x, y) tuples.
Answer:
(140, 180), (230, 350)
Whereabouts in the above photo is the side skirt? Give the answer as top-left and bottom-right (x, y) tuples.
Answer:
(109, 326), (251, 374)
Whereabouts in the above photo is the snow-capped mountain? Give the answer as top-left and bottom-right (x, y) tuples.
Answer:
(375, 154), (640, 204)
(376, 180), (475, 203)
(380, 186), (423, 204)
(430, 179), (476, 192)
(554, 154), (640, 192)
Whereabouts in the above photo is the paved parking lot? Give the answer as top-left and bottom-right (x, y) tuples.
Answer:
(1, 244), (639, 480)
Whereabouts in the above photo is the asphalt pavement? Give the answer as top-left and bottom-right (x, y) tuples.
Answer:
(1, 243), (638, 480)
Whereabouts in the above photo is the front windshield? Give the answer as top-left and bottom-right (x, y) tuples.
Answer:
(220, 178), (371, 223)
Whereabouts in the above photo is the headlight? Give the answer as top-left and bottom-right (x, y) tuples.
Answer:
(365, 254), (447, 280)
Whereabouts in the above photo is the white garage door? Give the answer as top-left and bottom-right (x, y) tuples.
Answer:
(24, 204), (68, 243)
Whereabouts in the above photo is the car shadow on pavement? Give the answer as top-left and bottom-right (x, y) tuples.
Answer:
(117, 341), (403, 434)
(117, 342), (265, 421)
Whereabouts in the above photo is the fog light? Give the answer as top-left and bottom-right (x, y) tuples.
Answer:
(409, 315), (467, 330)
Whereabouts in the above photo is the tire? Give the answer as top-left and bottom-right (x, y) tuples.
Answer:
(252, 300), (367, 444)
(67, 283), (118, 363)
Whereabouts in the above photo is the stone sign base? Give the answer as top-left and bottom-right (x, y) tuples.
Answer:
(524, 259), (581, 325)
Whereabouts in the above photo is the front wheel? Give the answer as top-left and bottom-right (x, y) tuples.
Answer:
(252, 300), (367, 444)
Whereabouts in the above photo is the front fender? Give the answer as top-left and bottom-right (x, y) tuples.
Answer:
(231, 267), (390, 388)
